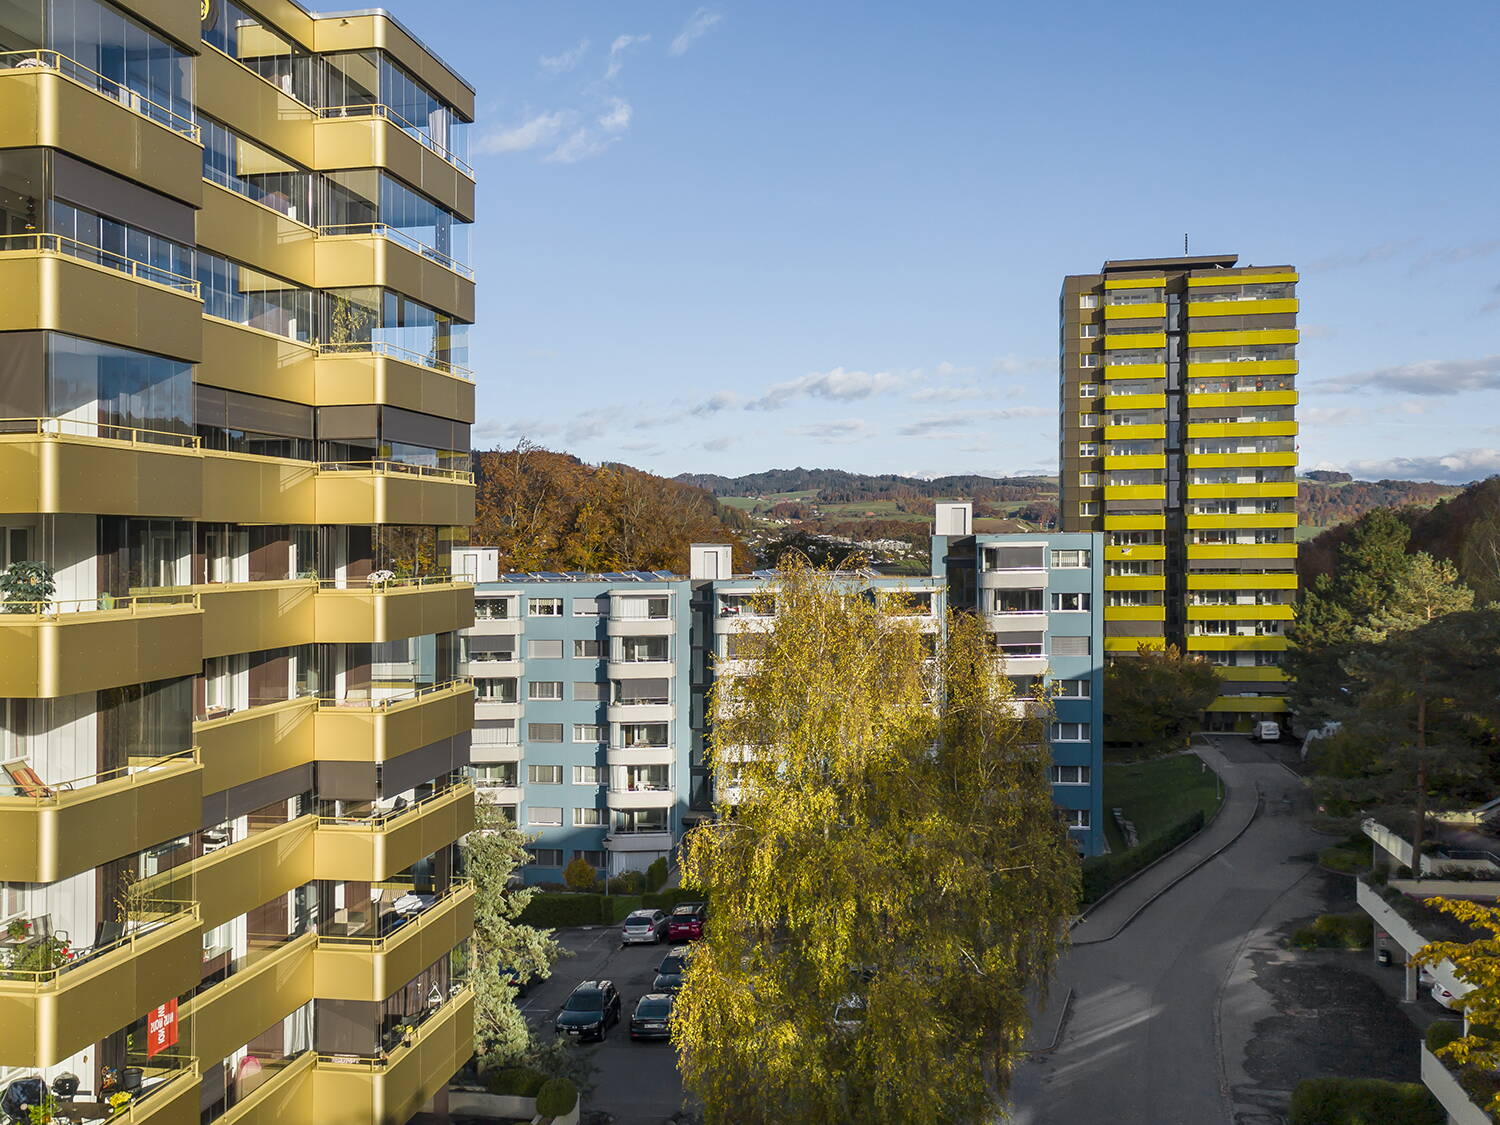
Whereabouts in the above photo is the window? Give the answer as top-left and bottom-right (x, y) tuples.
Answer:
(1078, 384), (1099, 397)
(1080, 354), (1100, 368)
(527, 639), (564, 659)
(1079, 294), (1099, 309)
(1055, 678), (1091, 699)
(1050, 765), (1092, 785)
(573, 597), (605, 616)
(475, 678), (518, 703)
(527, 723), (563, 742)
(473, 719), (518, 745)
(574, 807), (603, 826)
(1051, 636), (1091, 657)
(1078, 472), (1099, 487)
(619, 723), (669, 748)
(527, 681), (563, 701)
(1080, 324), (1099, 338)
(1079, 413), (1098, 427)
(577, 849), (606, 868)
(527, 844), (563, 862)
(529, 598), (563, 617)
(1078, 442), (1098, 457)
(1051, 722), (1091, 742)
(475, 598), (514, 620)
(1078, 502), (1098, 517)
(1051, 592), (1091, 612)
(994, 588), (1043, 614)
(1254, 652), (1282, 667)
(573, 682), (603, 701)
(473, 765), (517, 786)
(1051, 549), (1091, 568)
(528, 765), (563, 784)
(988, 545), (1045, 570)
(573, 765), (602, 785)
(614, 595), (670, 620)
(994, 633), (1044, 658)
(1063, 810), (1091, 830)
(573, 640), (600, 658)
(573, 724), (605, 743)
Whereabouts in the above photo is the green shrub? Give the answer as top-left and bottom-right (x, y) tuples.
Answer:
(1318, 846), (1367, 874)
(1288, 1077), (1443, 1125)
(1426, 1021), (1463, 1054)
(645, 857), (669, 892)
(1080, 811), (1204, 905)
(534, 1077), (579, 1117)
(563, 857), (600, 893)
(485, 1066), (547, 1097)
(516, 893), (606, 928)
(607, 870), (645, 895)
(1291, 912), (1373, 950)
(605, 895), (644, 923)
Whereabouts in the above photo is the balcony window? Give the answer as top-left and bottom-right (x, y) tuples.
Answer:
(1105, 350), (1165, 366)
(611, 678), (671, 706)
(527, 723), (563, 743)
(320, 51), (471, 169)
(573, 639), (600, 658)
(993, 588), (1043, 614)
(321, 287), (469, 373)
(986, 545), (1045, 571)
(527, 598), (562, 617)
(472, 719), (517, 745)
(36, 0), (194, 127)
(612, 809), (668, 834)
(1050, 550), (1090, 569)
(614, 765), (669, 792)
(201, 118), (315, 224)
(195, 249), (314, 342)
(474, 765), (517, 787)
(615, 636), (669, 663)
(45, 199), (194, 286)
(573, 766), (602, 784)
(719, 593), (773, 618)
(474, 679), (517, 704)
(321, 169), (471, 271)
(618, 723), (669, 748)
(1104, 289), (1163, 305)
(614, 595), (670, 620)
(1055, 678), (1091, 699)
(202, 0), (317, 105)
(994, 634), (1044, 658)
(474, 597), (515, 620)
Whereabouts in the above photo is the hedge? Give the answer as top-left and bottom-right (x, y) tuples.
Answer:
(1079, 810), (1204, 905)
(1426, 1021), (1463, 1054)
(535, 1077), (579, 1117)
(1291, 912), (1373, 950)
(485, 1066), (547, 1097)
(1288, 1077), (1443, 1125)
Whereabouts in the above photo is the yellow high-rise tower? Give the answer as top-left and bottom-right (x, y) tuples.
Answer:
(0, 2), (478, 1119)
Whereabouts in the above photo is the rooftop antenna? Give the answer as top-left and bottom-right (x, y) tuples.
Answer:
(1184, 233), (1189, 255)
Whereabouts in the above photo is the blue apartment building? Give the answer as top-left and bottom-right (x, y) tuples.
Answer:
(931, 503), (1106, 855)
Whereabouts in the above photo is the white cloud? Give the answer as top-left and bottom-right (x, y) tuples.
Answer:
(669, 8), (724, 56)
(475, 110), (575, 155)
(700, 435), (739, 452)
(749, 367), (910, 410)
(1329, 449), (1500, 485)
(689, 391), (742, 416)
(1411, 240), (1500, 273)
(896, 406), (1046, 437)
(539, 40), (589, 74)
(474, 418), (558, 441)
(598, 98), (633, 133)
(1321, 354), (1500, 395)
(546, 127), (618, 164)
(1302, 406), (1369, 426)
(604, 34), (649, 81)
(786, 420), (872, 444)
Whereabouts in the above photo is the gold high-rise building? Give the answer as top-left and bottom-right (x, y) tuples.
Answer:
(0, 1), (478, 1120)
(1059, 255), (1297, 728)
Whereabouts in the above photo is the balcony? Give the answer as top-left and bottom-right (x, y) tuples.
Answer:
(1186, 635), (1287, 652)
(315, 461), (475, 526)
(1187, 421), (1299, 440)
(315, 879), (475, 1002)
(1187, 452), (1298, 470)
(1102, 484), (1166, 501)
(0, 50), (201, 204)
(1187, 604), (1294, 620)
(1103, 606), (1166, 622)
(1103, 393), (1166, 411)
(315, 783), (475, 882)
(0, 899), (200, 1066)
(197, 698), (318, 795)
(312, 986), (475, 1125)
(0, 233), (202, 361)
(212, 1050), (318, 1125)
(1186, 543), (1298, 561)
(314, 576), (475, 644)
(604, 831), (674, 853)
(1186, 297), (1299, 318)
(194, 579), (318, 659)
(184, 933), (317, 1069)
(1186, 512), (1297, 530)
(469, 739), (521, 765)
(0, 751), (203, 883)
(1208, 695), (1288, 713)
(607, 659), (676, 680)
(0, 418), (203, 518)
(1104, 544), (1166, 561)
(200, 449), (317, 525)
(1104, 574), (1165, 591)
(110, 1059), (202, 1124)
(606, 701), (676, 724)
(1102, 514), (1165, 531)
(314, 342), (475, 423)
(606, 787), (676, 811)
(315, 105), (475, 220)
(1103, 302), (1166, 320)
(978, 567), (1047, 590)
(1186, 482), (1298, 500)
(315, 224), (474, 322)
(607, 744), (676, 767)
(315, 680), (475, 764)
(0, 591), (203, 697)
(141, 817), (317, 932)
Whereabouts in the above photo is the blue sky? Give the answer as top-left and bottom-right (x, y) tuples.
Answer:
(375, 0), (1500, 484)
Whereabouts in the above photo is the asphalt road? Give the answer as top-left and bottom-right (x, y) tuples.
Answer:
(1010, 737), (1323, 1125)
(522, 926), (689, 1124)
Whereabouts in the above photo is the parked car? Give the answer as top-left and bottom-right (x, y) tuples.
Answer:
(499, 963), (545, 997)
(667, 902), (708, 942)
(622, 909), (669, 944)
(629, 993), (675, 1041)
(1421, 969), (1461, 1010)
(653, 948), (695, 993)
(555, 980), (621, 1042)
(1252, 720), (1281, 743)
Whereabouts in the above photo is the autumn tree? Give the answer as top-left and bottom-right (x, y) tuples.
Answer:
(1415, 898), (1500, 1117)
(464, 800), (561, 1063)
(1102, 644), (1220, 756)
(673, 562), (1078, 1124)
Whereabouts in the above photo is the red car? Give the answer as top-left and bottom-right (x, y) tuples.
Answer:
(667, 902), (707, 941)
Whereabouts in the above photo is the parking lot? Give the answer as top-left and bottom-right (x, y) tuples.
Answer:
(521, 925), (690, 1124)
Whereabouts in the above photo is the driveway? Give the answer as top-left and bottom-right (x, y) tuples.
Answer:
(523, 926), (689, 1124)
(1009, 736), (1323, 1125)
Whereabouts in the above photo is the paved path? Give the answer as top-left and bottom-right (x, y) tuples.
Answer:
(1010, 737), (1322, 1125)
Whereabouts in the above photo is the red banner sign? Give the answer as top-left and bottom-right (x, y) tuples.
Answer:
(146, 999), (178, 1058)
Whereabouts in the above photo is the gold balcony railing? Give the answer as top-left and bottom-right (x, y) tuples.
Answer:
(315, 461), (474, 484)
(0, 416), (200, 448)
(316, 103), (474, 177)
(0, 232), (200, 294)
(0, 49), (199, 138)
(314, 340), (473, 379)
(316, 223), (475, 281)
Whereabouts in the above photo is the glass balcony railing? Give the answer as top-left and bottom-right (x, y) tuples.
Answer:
(0, 416), (199, 448)
(0, 748), (196, 802)
(317, 223), (475, 281)
(316, 103), (475, 178)
(316, 460), (475, 483)
(0, 232), (200, 295)
(0, 898), (194, 982)
(315, 340), (473, 380)
(0, 50), (199, 139)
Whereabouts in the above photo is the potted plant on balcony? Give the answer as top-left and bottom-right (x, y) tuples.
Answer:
(368, 569), (397, 589)
(0, 561), (54, 614)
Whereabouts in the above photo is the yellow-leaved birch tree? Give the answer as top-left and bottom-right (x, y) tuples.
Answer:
(673, 558), (1078, 1124)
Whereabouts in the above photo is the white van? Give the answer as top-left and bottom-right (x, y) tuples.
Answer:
(1252, 720), (1281, 743)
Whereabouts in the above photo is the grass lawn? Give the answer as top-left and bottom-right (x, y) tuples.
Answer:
(1102, 754), (1224, 854)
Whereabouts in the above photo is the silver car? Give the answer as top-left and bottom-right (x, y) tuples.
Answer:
(621, 908), (669, 944)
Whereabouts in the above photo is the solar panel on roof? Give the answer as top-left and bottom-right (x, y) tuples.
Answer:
(652, 571), (678, 579)
(537, 572), (566, 579)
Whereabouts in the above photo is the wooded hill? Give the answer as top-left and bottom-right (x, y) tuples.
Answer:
(676, 468), (1056, 504)
(1297, 471), (1462, 530)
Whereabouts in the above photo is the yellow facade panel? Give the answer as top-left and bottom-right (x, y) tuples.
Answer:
(1103, 454), (1166, 470)
(314, 583), (475, 645)
(196, 698), (318, 796)
(1186, 360), (1298, 379)
(314, 352), (476, 423)
(1104, 606), (1166, 622)
(1187, 573), (1298, 590)
(314, 784), (475, 883)
(314, 116), (475, 224)
(1187, 391), (1299, 409)
(1104, 332), (1166, 349)
(195, 580), (319, 659)
(1215, 665), (1290, 682)
(198, 182), (317, 287)
(1103, 277), (1165, 290)
(310, 13), (475, 121)
(1103, 514), (1166, 531)
(1103, 364), (1167, 379)
(1186, 513), (1298, 529)
(1186, 298), (1299, 318)
(0, 600), (204, 698)
(314, 681), (476, 763)
(1187, 543), (1298, 561)
(1186, 328), (1299, 347)
(1103, 636), (1166, 652)
(314, 234), (475, 323)
(1208, 696), (1289, 714)
(1187, 452), (1298, 469)
(1186, 636), (1289, 652)
(1187, 422), (1298, 439)
(1103, 303), (1166, 320)
(196, 45), (316, 167)
(1186, 482), (1299, 500)
(184, 934), (317, 1070)
(200, 451), (318, 524)
(1103, 424), (1166, 440)
(313, 466), (476, 526)
(1104, 575), (1165, 591)
(312, 882), (474, 1002)
(1186, 605), (1294, 620)
(1103, 485), (1166, 501)
(1103, 393), (1166, 411)
(1104, 545), (1166, 561)
(1187, 272), (1298, 287)
(0, 432), (203, 517)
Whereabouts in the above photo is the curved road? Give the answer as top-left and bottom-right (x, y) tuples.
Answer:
(1009, 737), (1321, 1125)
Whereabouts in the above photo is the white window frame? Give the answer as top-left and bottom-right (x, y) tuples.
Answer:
(572, 639), (600, 658)
(572, 765), (602, 785)
(1054, 678), (1091, 699)
(1079, 294), (1099, 309)
(527, 764), (563, 785)
(1078, 472), (1099, 487)
(1051, 592), (1091, 612)
(1051, 721), (1091, 742)
(527, 680), (563, 701)
(1079, 324), (1099, 338)
(572, 723), (604, 743)
(573, 807), (603, 826)
(1078, 502), (1098, 517)
(1064, 809), (1091, 830)
(1049, 765), (1092, 785)
(528, 597), (563, 617)
(1079, 354), (1100, 368)
(1078, 442), (1098, 457)
(1078, 383), (1099, 397)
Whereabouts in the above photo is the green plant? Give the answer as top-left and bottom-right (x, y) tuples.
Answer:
(1291, 913), (1373, 950)
(106, 1090), (133, 1116)
(1288, 1076), (1443, 1125)
(484, 1065), (547, 1097)
(23, 1092), (57, 1124)
(645, 857), (669, 892)
(534, 1077), (578, 1117)
(606, 870), (645, 895)
(1427, 1020), (1464, 1054)
(6, 917), (30, 940)
(3, 935), (72, 973)
(0, 561), (55, 613)
(1080, 811), (1204, 904)
(1317, 845), (1367, 874)
(563, 857), (600, 893)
